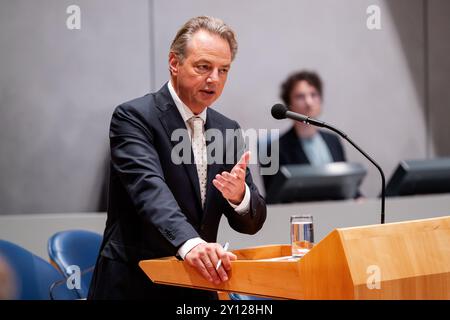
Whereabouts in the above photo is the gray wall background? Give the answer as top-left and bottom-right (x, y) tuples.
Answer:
(0, 0), (449, 215)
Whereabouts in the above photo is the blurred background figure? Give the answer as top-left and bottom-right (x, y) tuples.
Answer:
(0, 255), (17, 300)
(262, 71), (348, 193)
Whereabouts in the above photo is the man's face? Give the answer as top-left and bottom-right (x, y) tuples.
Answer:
(289, 80), (322, 118)
(169, 30), (232, 113)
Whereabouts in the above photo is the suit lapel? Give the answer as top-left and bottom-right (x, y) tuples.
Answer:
(286, 127), (310, 164)
(320, 131), (341, 162)
(155, 84), (203, 212)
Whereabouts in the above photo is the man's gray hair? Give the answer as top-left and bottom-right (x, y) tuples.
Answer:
(170, 16), (238, 62)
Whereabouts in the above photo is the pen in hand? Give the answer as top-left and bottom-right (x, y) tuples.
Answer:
(215, 242), (229, 271)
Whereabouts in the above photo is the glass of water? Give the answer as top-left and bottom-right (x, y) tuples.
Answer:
(290, 215), (314, 257)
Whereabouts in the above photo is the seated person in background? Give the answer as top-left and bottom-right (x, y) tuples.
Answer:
(262, 70), (347, 193)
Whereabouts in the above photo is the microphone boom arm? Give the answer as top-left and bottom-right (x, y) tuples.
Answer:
(286, 110), (386, 224)
(322, 122), (386, 224)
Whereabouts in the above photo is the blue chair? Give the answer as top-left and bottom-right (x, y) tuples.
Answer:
(48, 230), (102, 299)
(0, 239), (78, 300)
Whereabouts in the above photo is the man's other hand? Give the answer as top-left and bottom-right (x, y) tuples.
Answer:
(184, 242), (237, 285)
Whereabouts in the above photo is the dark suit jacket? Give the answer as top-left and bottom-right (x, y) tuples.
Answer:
(262, 126), (346, 194)
(88, 83), (266, 300)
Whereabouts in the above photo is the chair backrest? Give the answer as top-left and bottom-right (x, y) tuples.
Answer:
(0, 239), (78, 300)
(48, 229), (102, 298)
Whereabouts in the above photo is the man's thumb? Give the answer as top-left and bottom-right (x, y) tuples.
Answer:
(236, 151), (250, 169)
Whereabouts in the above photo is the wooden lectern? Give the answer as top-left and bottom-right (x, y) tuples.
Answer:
(139, 216), (450, 299)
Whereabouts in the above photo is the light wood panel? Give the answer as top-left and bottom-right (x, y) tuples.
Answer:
(139, 216), (450, 299)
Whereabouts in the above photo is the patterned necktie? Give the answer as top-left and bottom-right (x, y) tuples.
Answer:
(188, 116), (207, 208)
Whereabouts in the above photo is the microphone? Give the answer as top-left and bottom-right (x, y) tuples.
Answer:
(271, 103), (387, 224)
(272, 103), (327, 127)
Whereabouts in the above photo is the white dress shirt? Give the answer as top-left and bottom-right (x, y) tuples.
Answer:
(300, 133), (333, 166)
(167, 81), (251, 259)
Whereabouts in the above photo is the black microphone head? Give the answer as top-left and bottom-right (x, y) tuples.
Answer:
(271, 104), (288, 120)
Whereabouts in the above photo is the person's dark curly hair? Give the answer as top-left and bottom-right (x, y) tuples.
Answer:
(280, 71), (323, 106)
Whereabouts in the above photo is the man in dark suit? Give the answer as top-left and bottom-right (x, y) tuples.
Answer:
(88, 16), (266, 300)
(262, 71), (347, 194)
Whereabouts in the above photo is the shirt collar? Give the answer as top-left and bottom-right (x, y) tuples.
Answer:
(167, 81), (207, 123)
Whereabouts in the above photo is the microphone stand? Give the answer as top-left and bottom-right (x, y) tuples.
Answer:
(286, 111), (386, 224)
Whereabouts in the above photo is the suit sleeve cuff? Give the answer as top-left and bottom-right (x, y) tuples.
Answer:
(227, 184), (250, 215)
(177, 237), (206, 260)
